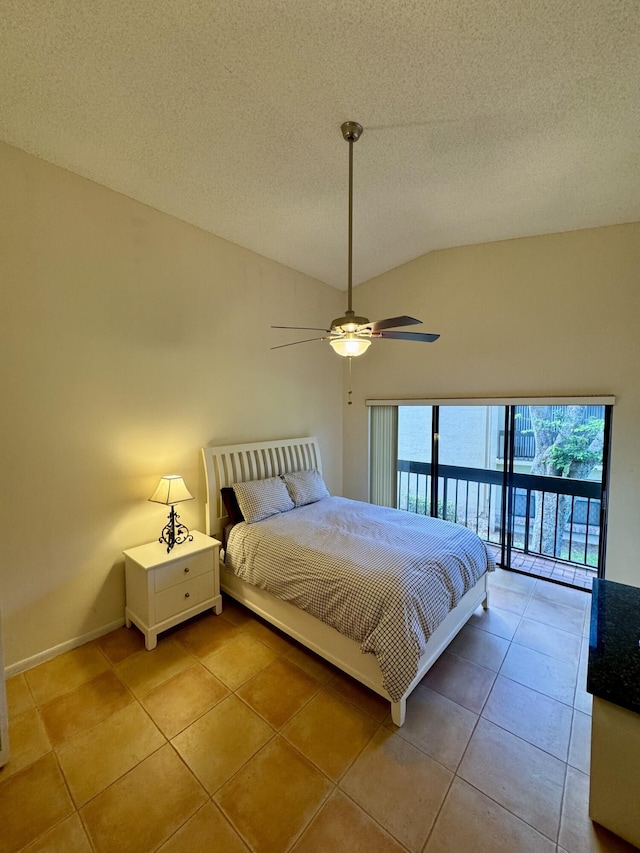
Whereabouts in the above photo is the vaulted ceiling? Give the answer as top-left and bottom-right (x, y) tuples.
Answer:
(2, 1), (639, 289)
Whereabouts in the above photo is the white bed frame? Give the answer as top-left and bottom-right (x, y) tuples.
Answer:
(202, 436), (489, 726)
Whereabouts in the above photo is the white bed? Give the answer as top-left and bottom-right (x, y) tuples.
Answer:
(202, 436), (491, 726)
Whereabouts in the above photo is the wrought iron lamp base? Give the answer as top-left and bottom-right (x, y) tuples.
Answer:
(159, 506), (193, 553)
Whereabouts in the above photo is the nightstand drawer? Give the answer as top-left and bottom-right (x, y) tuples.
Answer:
(155, 572), (215, 622)
(154, 551), (211, 593)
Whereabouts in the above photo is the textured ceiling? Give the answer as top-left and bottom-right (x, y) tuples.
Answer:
(2, 1), (639, 289)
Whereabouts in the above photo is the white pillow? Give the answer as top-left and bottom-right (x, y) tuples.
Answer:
(232, 476), (294, 524)
(282, 469), (330, 507)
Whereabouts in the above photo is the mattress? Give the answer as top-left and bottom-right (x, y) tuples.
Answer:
(225, 496), (495, 700)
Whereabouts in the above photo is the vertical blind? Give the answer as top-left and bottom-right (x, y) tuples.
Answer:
(369, 405), (398, 507)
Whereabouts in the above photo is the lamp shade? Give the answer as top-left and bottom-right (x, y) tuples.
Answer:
(148, 475), (194, 506)
(329, 335), (371, 357)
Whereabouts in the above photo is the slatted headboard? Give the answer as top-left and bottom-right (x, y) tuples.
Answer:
(201, 436), (322, 537)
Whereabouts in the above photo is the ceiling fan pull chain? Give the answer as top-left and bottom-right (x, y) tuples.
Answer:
(347, 356), (353, 405)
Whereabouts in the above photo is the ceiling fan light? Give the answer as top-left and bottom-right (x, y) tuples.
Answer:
(329, 335), (371, 357)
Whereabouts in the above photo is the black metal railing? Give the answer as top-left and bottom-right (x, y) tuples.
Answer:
(397, 459), (601, 570)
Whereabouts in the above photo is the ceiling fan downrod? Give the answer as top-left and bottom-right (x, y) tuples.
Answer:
(342, 121), (362, 317)
(330, 121), (369, 345)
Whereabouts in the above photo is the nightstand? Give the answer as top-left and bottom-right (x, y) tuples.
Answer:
(124, 530), (222, 650)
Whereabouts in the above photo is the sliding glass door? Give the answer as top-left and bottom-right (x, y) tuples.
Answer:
(397, 406), (433, 515)
(384, 399), (612, 588)
(437, 405), (506, 549)
(503, 404), (610, 582)
(397, 404), (508, 554)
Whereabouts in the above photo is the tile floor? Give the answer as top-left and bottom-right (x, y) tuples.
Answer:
(1, 569), (637, 853)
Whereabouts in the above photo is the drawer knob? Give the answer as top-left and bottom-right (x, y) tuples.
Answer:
(184, 567), (190, 573)
(184, 592), (190, 599)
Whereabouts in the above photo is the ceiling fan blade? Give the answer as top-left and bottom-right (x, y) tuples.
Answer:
(363, 315), (423, 332)
(271, 325), (331, 332)
(270, 337), (326, 350)
(376, 330), (440, 342)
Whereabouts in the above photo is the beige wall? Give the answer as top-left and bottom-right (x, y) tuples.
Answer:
(1, 142), (344, 668)
(343, 223), (640, 587)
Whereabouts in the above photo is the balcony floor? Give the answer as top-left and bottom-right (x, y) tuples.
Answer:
(486, 544), (597, 591)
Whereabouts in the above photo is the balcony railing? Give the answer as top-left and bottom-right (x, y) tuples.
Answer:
(397, 460), (601, 570)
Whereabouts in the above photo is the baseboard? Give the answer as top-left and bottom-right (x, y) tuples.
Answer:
(5, 617), (126, 678)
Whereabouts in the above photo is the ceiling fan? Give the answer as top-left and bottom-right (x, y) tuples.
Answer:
(272, 121), (440, 357)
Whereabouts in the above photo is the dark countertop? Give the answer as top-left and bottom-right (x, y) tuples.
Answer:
(587, 578), (640, 715)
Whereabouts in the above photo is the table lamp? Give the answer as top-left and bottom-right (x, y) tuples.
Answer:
(148, 474), (194, 553)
